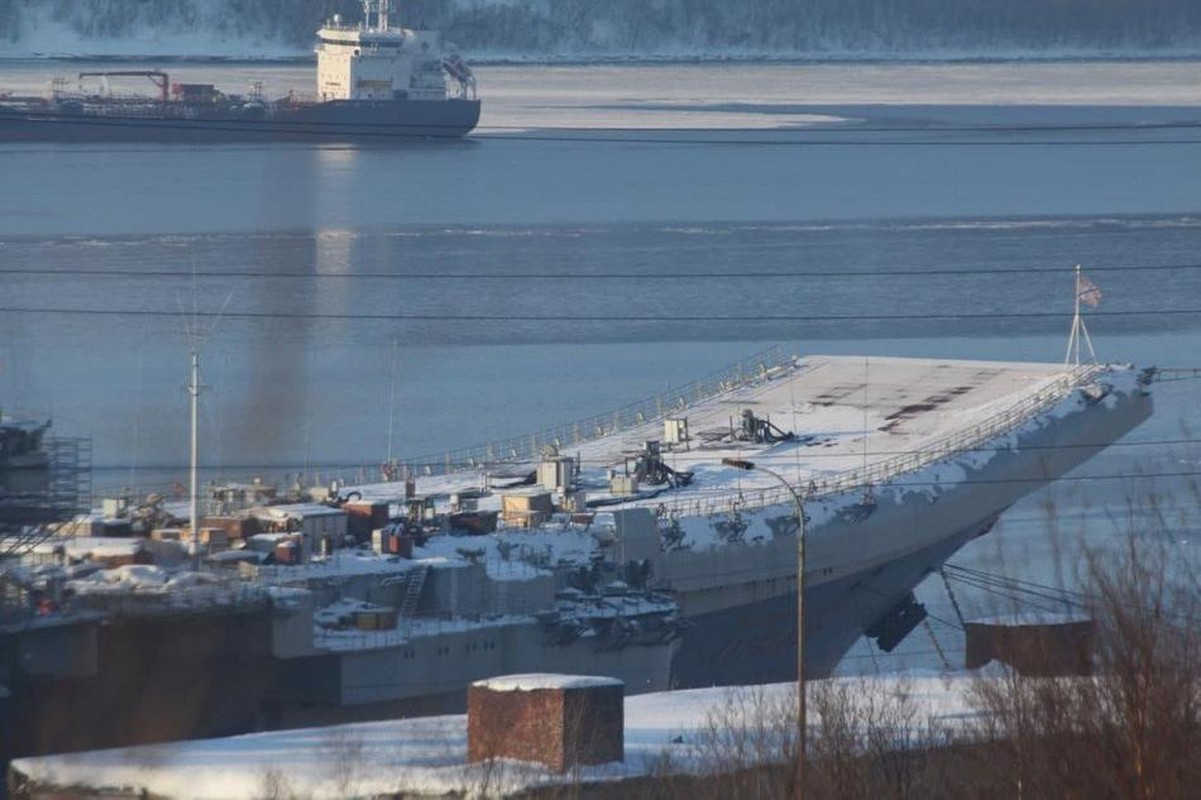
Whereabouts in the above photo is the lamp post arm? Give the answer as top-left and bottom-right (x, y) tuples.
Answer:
(719, 457), (806, 796)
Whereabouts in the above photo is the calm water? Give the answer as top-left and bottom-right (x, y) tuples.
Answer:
(0, 60), (1197, 472)
(2, 59), (1201, 671)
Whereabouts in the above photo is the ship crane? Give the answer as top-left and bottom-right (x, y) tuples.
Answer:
(362, 0), (391, 31)
(77, 71), (169, 103)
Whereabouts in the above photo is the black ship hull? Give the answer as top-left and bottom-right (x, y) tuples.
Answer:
(0, 98), (481, 143)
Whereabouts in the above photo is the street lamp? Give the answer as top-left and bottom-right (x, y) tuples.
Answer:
(722, 457), (806, 798)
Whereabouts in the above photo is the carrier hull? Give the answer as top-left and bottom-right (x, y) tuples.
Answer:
(667, 375), (1153, 686)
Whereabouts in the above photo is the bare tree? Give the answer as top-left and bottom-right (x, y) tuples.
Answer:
(322, 726), (366, 799)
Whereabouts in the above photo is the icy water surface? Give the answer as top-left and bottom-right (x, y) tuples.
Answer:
(0, 63), (1196, 462)
(2, 60), (1201, 672)
(2, 217), (1199, 476)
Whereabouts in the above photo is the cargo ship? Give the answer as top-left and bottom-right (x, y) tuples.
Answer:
(0, 1), (480, 143)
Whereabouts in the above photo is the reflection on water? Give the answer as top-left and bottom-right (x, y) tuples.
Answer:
(1, 61), (1199, 495)
(2, 215), (1198, 495)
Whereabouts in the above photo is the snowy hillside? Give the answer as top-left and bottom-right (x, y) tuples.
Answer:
(1, 0), (1200, 59)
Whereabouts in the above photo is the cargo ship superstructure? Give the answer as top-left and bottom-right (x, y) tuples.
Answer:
(0, 351), (1153, 764)
(0, 1), (480, 143)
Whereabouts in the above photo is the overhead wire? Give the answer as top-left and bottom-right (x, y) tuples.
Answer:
(88, 465), (1201, 496)
(3, 305), (1201, 322)
(8, 260), (1201, 281)
(941, 562), (1201, 634)
(485, 434), (1201, 464)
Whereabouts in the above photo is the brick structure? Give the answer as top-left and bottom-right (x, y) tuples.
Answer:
(965, 614), (1096, 677)
(467, 674), (624, 773)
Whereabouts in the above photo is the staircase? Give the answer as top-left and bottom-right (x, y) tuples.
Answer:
(399, 564), (429, 618)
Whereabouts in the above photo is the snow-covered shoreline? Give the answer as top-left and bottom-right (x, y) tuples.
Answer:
(10, 673), (986, 799)
(6, 50), (1201, 65)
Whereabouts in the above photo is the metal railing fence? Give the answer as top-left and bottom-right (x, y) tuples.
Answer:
(653, 364), (1103, 518)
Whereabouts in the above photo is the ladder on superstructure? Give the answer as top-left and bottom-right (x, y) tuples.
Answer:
(398, 563), (429, 618)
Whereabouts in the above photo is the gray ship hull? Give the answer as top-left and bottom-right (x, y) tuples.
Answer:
(0, 98), (481, 143)
(671, 520), (992, 688)
(665, 374), (1153, 686)
(269, 622), (678, 727)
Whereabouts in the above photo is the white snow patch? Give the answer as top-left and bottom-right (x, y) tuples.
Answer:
(967, 612), (1092, 627)
(61, 536), (144, 560)
(473, 673), (624, 692)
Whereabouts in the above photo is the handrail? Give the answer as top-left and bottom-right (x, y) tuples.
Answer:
(390, 345), (795, 477)
(654, 364), (1104, 518)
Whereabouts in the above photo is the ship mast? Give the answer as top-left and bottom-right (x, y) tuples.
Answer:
(363, 0), (392, 31)
(187, 349), (203, 570)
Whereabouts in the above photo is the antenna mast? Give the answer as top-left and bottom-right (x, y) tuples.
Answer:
(187, 349), (203, 570)
(363, 0), (391, 30)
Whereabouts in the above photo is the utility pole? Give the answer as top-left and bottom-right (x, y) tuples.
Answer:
(722, 457), (806, 798)
(187, 349), (202, 572)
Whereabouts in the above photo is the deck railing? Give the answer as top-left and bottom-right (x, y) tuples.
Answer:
(234, 356), (1099, 514)
(653, 364), (1103, 518)
(388, 345), (795, 478)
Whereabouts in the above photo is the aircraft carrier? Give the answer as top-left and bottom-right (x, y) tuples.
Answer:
(0, 350), (1153, 765)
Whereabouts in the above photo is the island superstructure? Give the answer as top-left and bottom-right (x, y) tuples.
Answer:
(0, 351), (1153, 764)
(0, 0), (480, 142)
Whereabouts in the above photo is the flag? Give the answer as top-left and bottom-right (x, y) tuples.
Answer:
(1076, 269), (1102, 308)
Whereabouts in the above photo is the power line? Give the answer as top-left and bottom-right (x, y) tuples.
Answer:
(502, 435), (1201, 465)
(942, 563), (1201, 632)
(8, 260), (1201, 281)
(1, 305), (1199, 322)
(350, 434), (1201, 471)
(89, 465), (1201, 492)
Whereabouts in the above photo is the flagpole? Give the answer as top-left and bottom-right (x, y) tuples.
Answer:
(1080, 308), (1097, 363)
(1078, 263), (1097, 363)
(1065, 263), (1100, 366)
(1073, 264), (1082, 366)
(1065, 264), (1082, 366)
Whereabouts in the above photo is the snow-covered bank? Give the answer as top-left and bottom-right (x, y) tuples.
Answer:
(10, 673), (984, 799)
(2, 0), (1201, 61)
